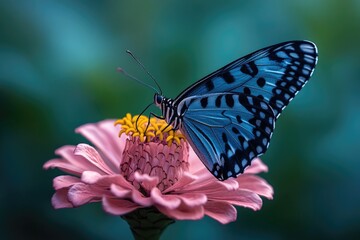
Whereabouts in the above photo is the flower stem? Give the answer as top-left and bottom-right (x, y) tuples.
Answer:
(122, 207), (175, 240)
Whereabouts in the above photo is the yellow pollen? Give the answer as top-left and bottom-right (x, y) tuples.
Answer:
(115, 113), (186, 146)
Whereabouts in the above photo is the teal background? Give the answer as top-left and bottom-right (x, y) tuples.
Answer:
(1, 0), (360, 239)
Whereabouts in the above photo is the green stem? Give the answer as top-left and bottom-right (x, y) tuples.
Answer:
(122, 207), (175, 240)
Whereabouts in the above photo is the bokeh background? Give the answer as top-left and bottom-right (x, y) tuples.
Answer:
(1, 0), (360, 239)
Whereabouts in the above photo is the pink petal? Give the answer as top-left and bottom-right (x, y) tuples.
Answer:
(110, 183), (153, 207)
(81, 171), (103, 184)
(78, 174), (133, 193)
(191, 167), (213, 179)
(219, 190), (263, 210)
(102, 196), (140, 215)
(244, 158), (269, 174)
(150, 188), (181, 209)
(180, 178), (236, 194)
(51, 188), (73, 209)
(53, 175), (80, 190)
(177, 193), (207, 207)
(187, 148), (205, 174)
(163, 172), (198, 193)
(218, 179), (239, 190)
(44, 158), (81, 176)
(131, 189), (153, 207)
(134, 171), (159, 192)
(185, 179), (239, 193)
(188, 178), (263, 210)
(75, 120), (125, 172)
(204, 201), (237, 224)
(67, 183), (103, 206)
(110, 184), (132, 198)
(97, 174), (134, 190)
(89, 174), (136, 195)
(157, 203), (205, 220)
(74, 144), (114, 174)
(44, 145), (101, 175)
(237, 175), (274, 199)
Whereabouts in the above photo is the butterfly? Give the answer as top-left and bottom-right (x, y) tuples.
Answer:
(153, 41), (318, 180)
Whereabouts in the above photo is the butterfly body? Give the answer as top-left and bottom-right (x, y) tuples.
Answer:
(154, 41), (318, 180)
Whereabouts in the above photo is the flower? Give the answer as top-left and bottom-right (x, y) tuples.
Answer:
(44, 114), (273, 224)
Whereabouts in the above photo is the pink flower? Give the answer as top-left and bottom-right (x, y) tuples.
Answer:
(44, 114), (273, 224)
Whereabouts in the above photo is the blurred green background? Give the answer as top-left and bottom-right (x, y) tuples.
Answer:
(1, 0), (360, 239)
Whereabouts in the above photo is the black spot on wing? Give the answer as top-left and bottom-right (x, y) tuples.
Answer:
(240, 61), (258, 77)
(200, 97), (208, 108)
(257, 77), (266, 87)
(236, 115), (242, 123)
(222, 71), (235, 83)
(232, 127), (239, 134)
(215, 95), (222, 107)
(225, 94), (234, 107)
(238, 135), (245, 144)
(244, 87), (251, 95)
(205, 80), (214, 91)
(222, 132), (228, 143)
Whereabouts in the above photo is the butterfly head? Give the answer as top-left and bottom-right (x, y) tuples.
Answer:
(154, 93), (164, 107)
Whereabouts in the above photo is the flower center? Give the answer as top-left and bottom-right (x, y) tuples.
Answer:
(115, 113), (185, 146)
(115, 114), (189, 192)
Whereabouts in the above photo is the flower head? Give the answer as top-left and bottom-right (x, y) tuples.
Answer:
(44, 114), (273, 224)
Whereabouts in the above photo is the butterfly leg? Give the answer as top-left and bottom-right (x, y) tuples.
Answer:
(135, 102), (154, 132)
(150, 112), (165, 120)
(149, 112), (174, 132)
(141, 112), (165, 133)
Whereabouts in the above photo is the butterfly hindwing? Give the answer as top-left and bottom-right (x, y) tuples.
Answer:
(178, 93), (275, 180)
(174, 41), (318, 118)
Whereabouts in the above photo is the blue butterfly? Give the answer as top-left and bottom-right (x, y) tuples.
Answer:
(153, 41), (318, 180)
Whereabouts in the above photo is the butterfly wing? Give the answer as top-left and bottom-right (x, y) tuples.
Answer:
(178, 93), (275, 180)
(174, 40), (318, 118)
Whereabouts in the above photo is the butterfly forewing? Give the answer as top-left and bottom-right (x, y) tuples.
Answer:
(179, 93), (275, 180)
(174, 41), (318, 118)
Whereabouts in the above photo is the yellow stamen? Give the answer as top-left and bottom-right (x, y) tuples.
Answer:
(115, 114), (186, 145)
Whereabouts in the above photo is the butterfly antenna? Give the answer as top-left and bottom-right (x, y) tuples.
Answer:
(126, 50), (163, 95)
(117, 67), (160, 93)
